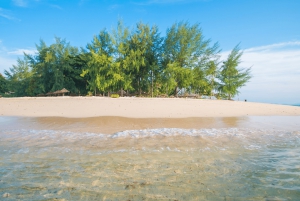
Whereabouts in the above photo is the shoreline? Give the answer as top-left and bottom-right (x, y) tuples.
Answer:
(1, 115), (300, 134)
(1, 97), (300, 118)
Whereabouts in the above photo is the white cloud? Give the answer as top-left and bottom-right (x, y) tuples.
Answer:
(8, 48), (37, 55)
(147, 0), (187, 3)
(221, 41), (300, 105)
(12, 0), (27, 7)
(134, 0), (206, 5)
(50, 4), (63, 10)
(0, 41), (8, 53)
(0, 7), (17, 21)
(108, 4), (121, 11)
(11, 0), (48, 8)
(79, 0), (89, 6)
(0, 42), (36, 74)
(0, 12), (13, 20)
(0, 56), (17, 74)
(244, 41), (300, 52)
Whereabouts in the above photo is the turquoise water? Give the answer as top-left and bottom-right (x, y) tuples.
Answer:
(1, 117), (300, 200)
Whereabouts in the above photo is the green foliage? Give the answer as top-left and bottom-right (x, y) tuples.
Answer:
(128, 23), (163, 96)
(163, 22), (220, 96)
(110, 94), (120, 98)
(0, 73), (7, 93)
(218, 45), (251, 99)
(4, 57), (33, 96)
(82, 29), (114, 96)
(87, 91), (93, 96)
(197, 60), (220, 96)
(110, 20), (132, 96)
(2, 21), (251, 98)
(68, 52), (89, 95)
(26, 37), (86, 96)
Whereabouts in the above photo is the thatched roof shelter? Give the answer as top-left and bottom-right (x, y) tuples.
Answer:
(60, 88), (69, 93)
(47, 88), (69, 96)
(54, 88), (70, 96)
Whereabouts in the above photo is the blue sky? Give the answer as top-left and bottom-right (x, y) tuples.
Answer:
(0, 0), (300, 104)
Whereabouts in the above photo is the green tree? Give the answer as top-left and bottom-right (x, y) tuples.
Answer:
(110, 20), (132, 96)
(163, 22), (218, 96)
(82, 29), (114, 95)
(4, 57), (33, 96)
(191, 39), (220, 96)
(205, 60), (220, 97)
(191, 64), (207, 95)
(0, 73), (7, 93)
(127, 22), (163, 96)
(218, 45), (251, 99)
(26, 37), (80, 95)
(2, 20), (250, 98)
(68, 50), (89, 95)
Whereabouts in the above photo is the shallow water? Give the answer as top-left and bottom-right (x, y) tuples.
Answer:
(1, 117), (300, 200)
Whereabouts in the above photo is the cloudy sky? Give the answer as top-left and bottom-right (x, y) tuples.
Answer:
(0, 0), (299, 104)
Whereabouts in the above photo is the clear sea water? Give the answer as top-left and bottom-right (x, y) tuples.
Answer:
(1, 116), (300, 200)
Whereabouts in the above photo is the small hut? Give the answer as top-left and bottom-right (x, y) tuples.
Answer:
(117, 89), (127, 97)
(46, 92), (54, 96)
(47, 88), (70, 96)
(53, 90), (60, 96)
(60, 88), (69, 96)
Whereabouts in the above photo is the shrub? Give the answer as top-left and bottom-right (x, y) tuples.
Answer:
(110, 94), (120, 98)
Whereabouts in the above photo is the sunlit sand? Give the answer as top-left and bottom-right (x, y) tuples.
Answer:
(1, 96), (299, 118)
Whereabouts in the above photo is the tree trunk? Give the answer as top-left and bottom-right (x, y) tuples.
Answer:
(210, 79), (214, 99)
(139, 78), (142, 96)
(121, 87), (123, 97)
(151, 70), (153, 98)
(137, 79), (140, 96)
(174, 86), (178, 97)
(139, 78), (141, 96)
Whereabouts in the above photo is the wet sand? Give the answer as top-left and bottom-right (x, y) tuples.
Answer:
(2, 116), (300, 134)
(1, 116), (300, 200)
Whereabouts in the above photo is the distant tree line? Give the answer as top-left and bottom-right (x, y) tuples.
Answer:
(0, 21), (251, 99)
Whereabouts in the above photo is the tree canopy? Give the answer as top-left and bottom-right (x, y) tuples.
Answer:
(2, 21), (251, 99)
(218, 45), (251, 99)
(0, 73), (7, 93)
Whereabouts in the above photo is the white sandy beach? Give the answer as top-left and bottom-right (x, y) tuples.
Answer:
(0, 96), (299, 118)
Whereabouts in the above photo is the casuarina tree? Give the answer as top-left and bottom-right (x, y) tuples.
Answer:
(218, 45), (251, 99)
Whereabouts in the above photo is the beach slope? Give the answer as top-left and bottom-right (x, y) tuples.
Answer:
(1, 97), (299, 118)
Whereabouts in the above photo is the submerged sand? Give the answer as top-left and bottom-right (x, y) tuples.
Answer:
(2, 116), (299, 134)
(1, 96), (300, 118)
(1, 98), (300, 200)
